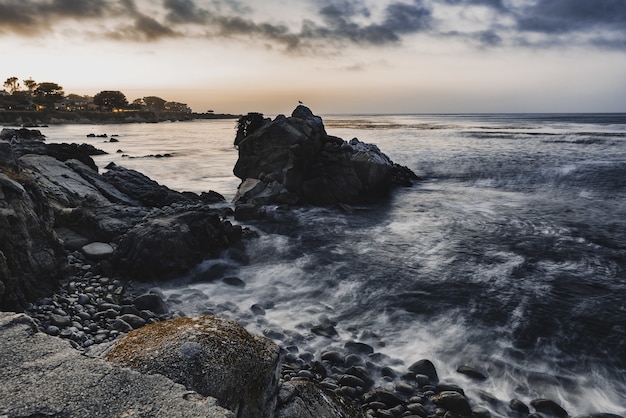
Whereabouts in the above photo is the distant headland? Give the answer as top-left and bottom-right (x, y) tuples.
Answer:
(1, 76), (239, 125)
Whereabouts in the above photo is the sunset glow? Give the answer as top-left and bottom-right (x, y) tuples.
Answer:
(1, 0), (625, 114)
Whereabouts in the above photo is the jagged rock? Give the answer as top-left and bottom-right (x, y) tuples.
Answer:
(276, 381), (366, 418)
(0, 170), (64, 311)
(106, 315), (281, 418)
(0, 312), (232, 418)
(103, 162), (224, 208)
(113, 208), (242, 281)
(0, 127), (45, 141)
(233, 106), (417, 208)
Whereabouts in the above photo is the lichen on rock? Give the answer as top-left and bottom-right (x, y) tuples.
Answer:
(106, 315), (281, 418)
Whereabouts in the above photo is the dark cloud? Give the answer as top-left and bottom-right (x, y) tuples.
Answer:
(515, 0), (626, 34)
(0, 2), (40, 35)
(1, 0), (625, 51)
(383, 1), (432, 34)
(164, 0), (210, 24)
(440, 0), (507, 11)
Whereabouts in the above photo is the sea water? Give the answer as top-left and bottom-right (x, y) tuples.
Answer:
(42, 113), (626, 415)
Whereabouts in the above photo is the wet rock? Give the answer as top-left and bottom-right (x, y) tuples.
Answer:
(233, 106), (418, 208)
(344, 341), (374, 355)
(222, 277), (246, 287)
(250, 304), (266, 316)
(509, 398), (530, 414)
(363, 389), (404, 408)
(119, 314), (146, 329)
(530, 398), (569, 418)
(312, 323), (338, 338)
(321, 350), (345, 365)
(133, 293), (168, 315)
(275, 380), (366, 418)
(49, 313), (71, 328)
(431, 391), (472, 416)
(408, 359), (439, 383)
(406, 402), (428, 417)
(456, 365), (487, 381)
(106, 315), (280, 418)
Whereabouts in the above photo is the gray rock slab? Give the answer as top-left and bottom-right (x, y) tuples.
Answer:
(0, 312), (233, 418)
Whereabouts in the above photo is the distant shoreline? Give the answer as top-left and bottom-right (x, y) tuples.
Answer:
(0, 110), (241, 126)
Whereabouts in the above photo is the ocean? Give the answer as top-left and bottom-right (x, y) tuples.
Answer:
(42, 113), (626, 415)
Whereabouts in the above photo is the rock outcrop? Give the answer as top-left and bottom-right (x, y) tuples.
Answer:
(0, 136), (244, 310)
(106, 315), (281, 418)
(0, 312), (233, 418)
(0, 167), (65, 311)
(233, 106), (418, 214)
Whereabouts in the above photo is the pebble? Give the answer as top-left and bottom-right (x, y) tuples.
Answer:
(49, 314), (71, 328)
(321, 350), (344, 365)
(45, 325), (60, 336)
(408, 359), (439, 384)
(119, 314), (146, 329)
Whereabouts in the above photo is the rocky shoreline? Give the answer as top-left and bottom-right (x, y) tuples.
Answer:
(1, 108), (620, 418)
(0, 109), (240, 126)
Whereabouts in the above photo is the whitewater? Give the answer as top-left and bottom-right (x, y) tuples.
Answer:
(42, 113), (626, 415)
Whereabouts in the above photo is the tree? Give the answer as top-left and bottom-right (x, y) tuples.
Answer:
(34, 82), (65, 108)
(3, 77), (20, 94)
(93, 90), (128, 111)
(143, 96), (166, 111)
(23, 78), (37, 94)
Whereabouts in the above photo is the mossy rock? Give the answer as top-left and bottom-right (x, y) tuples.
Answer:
(106, 315), (281, 418)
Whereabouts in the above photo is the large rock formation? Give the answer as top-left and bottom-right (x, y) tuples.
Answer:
(0, 136), (244, 309)
(0, 168), (65, 311)
(106, 315), (281, 418)
(0, 312), (233, 418)
(233, 106), (418, 212)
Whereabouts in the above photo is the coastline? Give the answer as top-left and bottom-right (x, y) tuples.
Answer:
(0, 110), (240, 126)
(1, 116), (624, 417)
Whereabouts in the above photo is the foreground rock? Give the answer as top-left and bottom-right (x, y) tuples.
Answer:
(0, 312), (232, 418)
(106, 315), (281, 418)
(233, 106), (417, 215)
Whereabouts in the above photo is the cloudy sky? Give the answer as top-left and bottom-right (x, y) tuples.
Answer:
(1, 0), (626, 114)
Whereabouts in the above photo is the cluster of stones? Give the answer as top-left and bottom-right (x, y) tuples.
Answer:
(26, 250), (171, 349)
(278, 341), (578, 418)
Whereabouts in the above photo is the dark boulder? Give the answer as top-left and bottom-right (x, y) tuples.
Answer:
(0, 170), (65, 311)
(233, 106), (417, 208)
(113, 208), (243, 281)
(530, 398), (569, 418)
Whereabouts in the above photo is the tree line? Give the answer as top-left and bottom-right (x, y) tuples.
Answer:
(1, 76), (191, 113)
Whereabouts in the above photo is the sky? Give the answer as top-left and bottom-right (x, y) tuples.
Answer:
(1, 0), (626, 114)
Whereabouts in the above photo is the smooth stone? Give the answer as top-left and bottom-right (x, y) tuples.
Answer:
(344, 341), (374, 355)
(112, 319), (133, 333)
(321, 351), (344, 365)
(338, 374), (365, 388)
(311, 323), (338, 338)
(250, 304), (266, 316)
(530, 399), (568, 418)
(431, 391), (472, 416)
(345, 353), (364, 366)
(407, 403), (428, 417)
(49, 314), (71, 328)
(408, 359), (439, 383)
(119, 314), (146, 329)
(395, 381), (415, 394)
(457, 365), (488, 381)
(222, 277), (246, 287)
(81, 242), (114, 260)
(45, 325), (60, 336)
(509, 398), (530, 414)
(133, 293), (168, 315)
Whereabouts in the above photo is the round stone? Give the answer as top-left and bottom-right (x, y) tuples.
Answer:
(81, 242), (114, 260)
